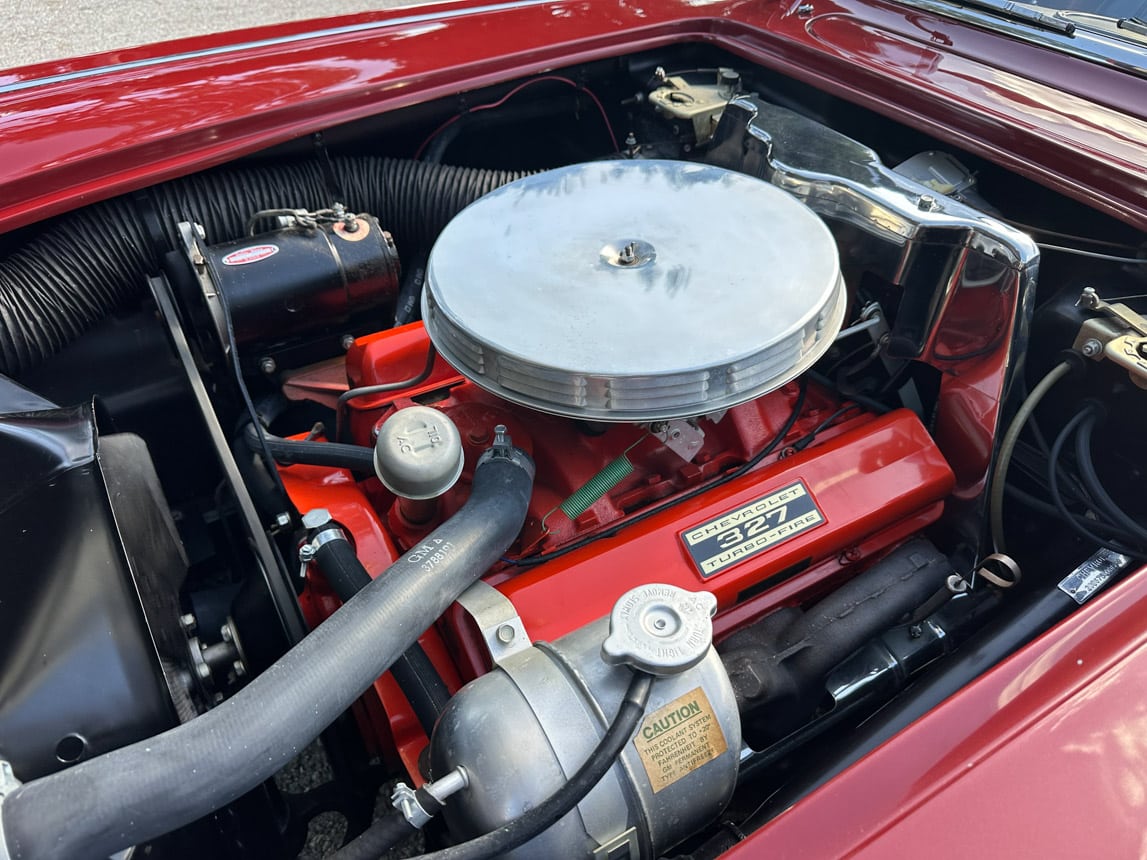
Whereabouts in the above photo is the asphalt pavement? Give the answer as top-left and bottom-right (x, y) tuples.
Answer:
(3, 0), (423, 70)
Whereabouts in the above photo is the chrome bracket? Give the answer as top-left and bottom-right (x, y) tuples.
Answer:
(1074, 287), (1147, 389)
(455, 580), (531, 667)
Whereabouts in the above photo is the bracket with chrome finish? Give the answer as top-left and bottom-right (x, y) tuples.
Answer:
(1074, 287), (1147, 389)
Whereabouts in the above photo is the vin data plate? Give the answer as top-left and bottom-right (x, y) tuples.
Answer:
(681, 481), (824, 578)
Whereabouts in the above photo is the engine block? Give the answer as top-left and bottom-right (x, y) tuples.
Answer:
(282, 321), (953, 776)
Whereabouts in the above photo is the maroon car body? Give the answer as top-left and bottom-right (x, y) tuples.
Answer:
(1, 0), (1146, 857)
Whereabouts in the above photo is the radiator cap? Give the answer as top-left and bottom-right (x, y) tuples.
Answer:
(602, 584), (718, 676)
(422, 159), (845, 422)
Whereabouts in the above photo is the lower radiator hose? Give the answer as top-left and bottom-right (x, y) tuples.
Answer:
(0, 442), (534, 860)
(0, 158), (527, 377)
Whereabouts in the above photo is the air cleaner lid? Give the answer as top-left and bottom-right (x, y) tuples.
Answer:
(422, 159), (845, 422)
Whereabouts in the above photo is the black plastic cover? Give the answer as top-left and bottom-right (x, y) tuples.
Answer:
(0, 390), (181, 780)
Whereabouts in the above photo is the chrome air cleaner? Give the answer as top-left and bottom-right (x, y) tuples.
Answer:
(422, 159), (845, 421)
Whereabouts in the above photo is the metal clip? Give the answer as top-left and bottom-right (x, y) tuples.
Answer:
(455, 580), (531, 667)
(975, 553), (1021, 589)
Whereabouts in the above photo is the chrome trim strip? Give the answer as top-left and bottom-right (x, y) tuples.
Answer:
(0, 0), (555, 95)
(892, 0), (1147, 80)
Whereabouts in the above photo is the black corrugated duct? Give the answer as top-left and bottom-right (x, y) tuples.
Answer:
(0, 158), (527, 377)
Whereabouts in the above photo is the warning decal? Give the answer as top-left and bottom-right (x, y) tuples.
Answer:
(680, 481), (824, 578)
(633, 687), (728, 794)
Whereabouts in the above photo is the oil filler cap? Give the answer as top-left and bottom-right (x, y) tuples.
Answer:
(602, 584), (717, 676)
(373, 406), (464, 500)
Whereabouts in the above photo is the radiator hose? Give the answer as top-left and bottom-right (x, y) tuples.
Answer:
(0, 158), (528, 377)
(308, 514), (452, 737)
(0, 435), (534, 860)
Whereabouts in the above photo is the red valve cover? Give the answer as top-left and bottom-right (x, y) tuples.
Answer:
(283, 323), (955, 779)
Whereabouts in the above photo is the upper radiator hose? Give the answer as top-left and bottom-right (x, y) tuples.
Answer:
(0, 158), (528, 377)
(0, 434), (534, 860)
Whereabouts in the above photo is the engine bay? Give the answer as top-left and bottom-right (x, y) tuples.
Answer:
(2, 40), (1146, 860)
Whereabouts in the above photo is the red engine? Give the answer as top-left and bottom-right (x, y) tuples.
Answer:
(281, 322), (953, 779)
(278, 159), (957, 780)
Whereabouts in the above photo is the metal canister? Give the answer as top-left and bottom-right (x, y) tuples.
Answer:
(429, 585), (741, 859)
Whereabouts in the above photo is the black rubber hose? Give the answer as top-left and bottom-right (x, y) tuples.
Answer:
(1048, 407), (1141, 556)
(0, 158), (528, 377)
(336, 671), (655, 860)
(395, 259), (428, 326)
(0, 447), (534, 860)
(1005, 484), (1140, 544)
(247, 425), (376, 475)
(313, 532), (452, 735)
(1074, 411), (1147, 548)
(335, 808), (419, 860)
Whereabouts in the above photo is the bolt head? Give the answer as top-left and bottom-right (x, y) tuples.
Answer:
(341, 334), (356, 351)
(299, 543), (317, 563)
(1081, 338), (1102, 358)
(259, 357), (277, 374)
(196, 662), (212, 680)
(180, 613), (197, 634)
(496, 624), (516, 644)
(233, 660), (247, 678)
(301, 508), (333, 530)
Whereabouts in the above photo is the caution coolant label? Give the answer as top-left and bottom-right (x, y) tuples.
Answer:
(680, 481), (824, 577)
(633, 687), (728, 793)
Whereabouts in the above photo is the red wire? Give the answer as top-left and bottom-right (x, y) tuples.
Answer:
(414, 75), (620, 160)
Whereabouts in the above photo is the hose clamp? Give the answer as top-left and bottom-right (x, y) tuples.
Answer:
(392, 768), (469, 829)
(391, 783), (433, 829)
(476, 425), (536, 479)
(298, 526), (347, 564)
